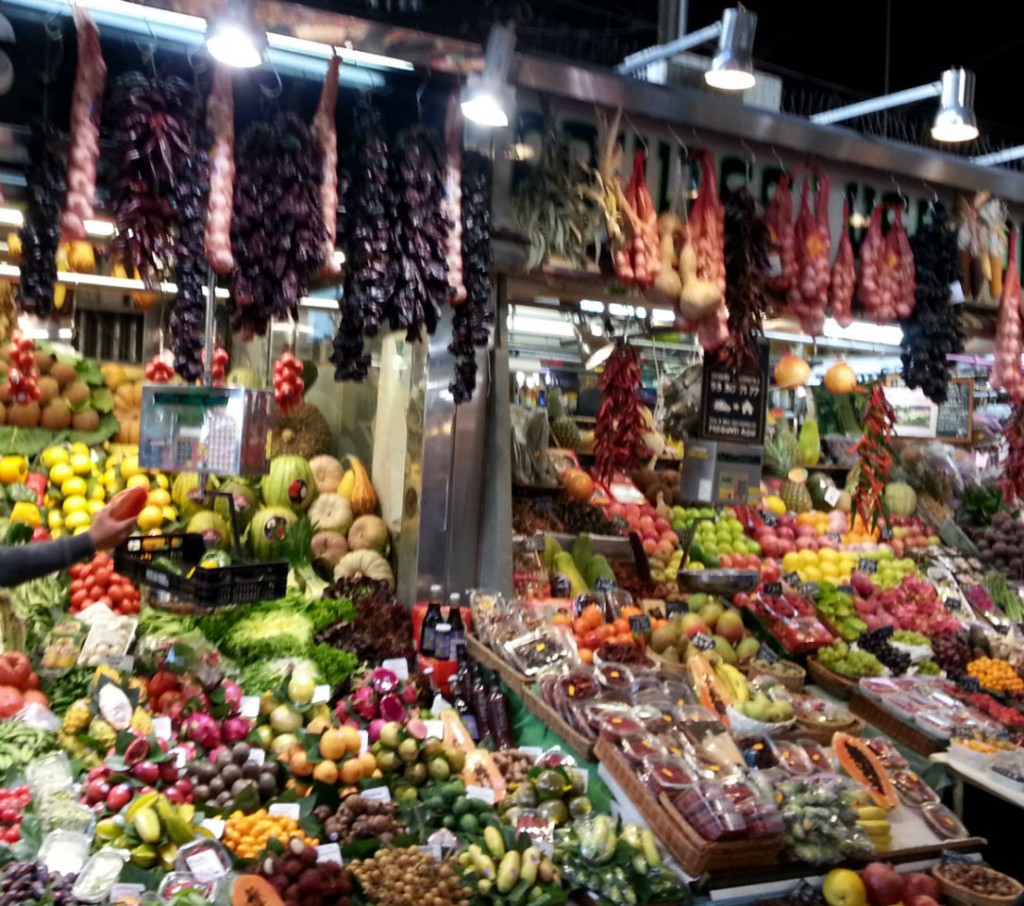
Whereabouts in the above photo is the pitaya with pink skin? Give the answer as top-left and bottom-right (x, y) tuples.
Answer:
(220, 680), (244, 715)
(351, 685), (378, 721)
(400, 683), (418, 705)
(371, 668), (399, 694)
(183, 712), (222, 750)
(368, 718), (387, 743)
(335, 699), (350, 722)
(221, 716), (251, 744)
(379, 694), (406, 723)
(206, 745), (226, 764)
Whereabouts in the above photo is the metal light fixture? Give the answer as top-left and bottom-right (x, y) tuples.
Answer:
(205, 0), (266, 69)
(576, 317), (616, 370)
(618, 6), (758, 92)
(461, 23), (516, 128)
(811, 67), (979, 144)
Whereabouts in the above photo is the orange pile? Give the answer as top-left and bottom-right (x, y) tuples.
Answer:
(223, 810), (318, 860)
(967, 657), (1024, 693)
(285, 725), (378, 788)
(556, 603), (663, 664)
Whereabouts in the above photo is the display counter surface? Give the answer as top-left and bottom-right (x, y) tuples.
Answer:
(932, 751), (1024, 813)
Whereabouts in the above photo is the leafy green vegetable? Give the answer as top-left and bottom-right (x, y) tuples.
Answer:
(41, 666), (93, 717)
(0, 427), (59, 457)
(89, 386), (115, 413)
(11, 573), (65, 650)
(222, 610), (314, 662)
(6, 483), (38, 503)
(74, 357), (105, 387)
(5, 521), (32, 545)
(307, 643), (358, 686)
(239, 657), (322, 694)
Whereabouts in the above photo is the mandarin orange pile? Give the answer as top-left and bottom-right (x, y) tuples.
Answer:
(967, 657), (1024, 693)
(224, 808), (319, 860)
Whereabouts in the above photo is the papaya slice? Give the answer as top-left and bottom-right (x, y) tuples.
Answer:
(833, 732), (898, 809)
(232, 875), (285, 906)
(687, 653), (733, 723)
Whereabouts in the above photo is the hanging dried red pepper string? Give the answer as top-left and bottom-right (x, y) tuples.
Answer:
(850, 385), (897, 530)
(594, 342), (649, 485)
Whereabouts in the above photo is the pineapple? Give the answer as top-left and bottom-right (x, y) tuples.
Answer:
(548, 390), (581, 451)
(87, 717), (117, 750)
(764, 420), (800, 477)
(62, 699), (93, 734)
(90, 664), (122, 693)
(130, 707), (153, 735)
(781, 468), (813, 514)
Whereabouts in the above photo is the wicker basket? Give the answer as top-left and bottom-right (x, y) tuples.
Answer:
(466, 635), (531, 694)
(932, 864), (1023, 906)
(806, 656), (858, 700)
(520, 688), (595, 761)
(790, 715), (865, 745)
(747, 660), (807, 693)
(849, 694), (946, 756)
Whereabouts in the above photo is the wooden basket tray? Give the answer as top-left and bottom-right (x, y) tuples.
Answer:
(806, 656), (859, 700)
(594, 738), (785, 877)
(932, 864), (1023, 906)
(849, 693), (947, 756)
(520, 687), (595, 761)
(788, 715), (866, 745)
(466, 634), (531, 694)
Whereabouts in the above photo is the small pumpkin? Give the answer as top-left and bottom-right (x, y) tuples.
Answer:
(824, 360), (857, 395)
(114, 382), (143, 444)
(774, 352), (811, 389)
(333, 549), (394, 590)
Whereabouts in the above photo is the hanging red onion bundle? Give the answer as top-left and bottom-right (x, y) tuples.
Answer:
(16, 124), (65, 318)
(448, 151), (493, 403)
(786, 173), (831, 336)
(204, 64), (235, 275)
(764, 173), (796, 294)
(274, 348), (305, 414)
(312, 55), (341, 277)
(144, 354), (174, 383)
(614, 148), (660, 289)
(859, 205), (916, 322)
(387, 126), (450, 340)
(721, 186), (770, 373)
(992, 230), (1024, 402)
(330, 100), (392, 381)
(999, 403), (1024, 505)
(442, 95), (466, 304)
(594, 342), (649, 485)
(60, 7), (106, 240)
(829, 199), (855, 328)
(230, 113), (326, 339)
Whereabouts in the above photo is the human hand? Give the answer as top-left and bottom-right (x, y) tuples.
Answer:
(88, 504), (138, 552)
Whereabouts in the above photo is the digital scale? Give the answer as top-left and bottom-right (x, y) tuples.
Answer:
(137, 385), (275, 476)
(678, 439), (764, 507)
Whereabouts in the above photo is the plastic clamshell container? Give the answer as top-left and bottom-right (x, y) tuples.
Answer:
(880, 693), (920, 723)
(915, 711), (956, 739)
(26, 751), (74, 798)
(921, 802), (968, 840)
(741, 737), (778, 771)
(721, 781), (785, 838)
(596, 712), (645, 742)
(865, 737), (909, 769)
(619, 734), (667, 767)
(174, 839), (232, 882)
(72, 849), (129, 903)
(643, 755), (699, 795)
(890, 769), (940, 807)
(670, 784), (747, 841)
(770, 739), (815, 775)
(594, 662), (635, 691)
(858, 677), (901, 699)
(40, 797), (98, 835)
(797, 739), (835, 772)
(662, 681), (697, 709)
(158, 873), (220, 901)
(38, 829), (92, 876)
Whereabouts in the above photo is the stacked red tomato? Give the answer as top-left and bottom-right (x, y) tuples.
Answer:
(69, 552), (141, 615)
(5, 334), (40, 405)
(273, 348), (305, 413)
(0, 785), (29, 844)
(144, 355), (175, 383)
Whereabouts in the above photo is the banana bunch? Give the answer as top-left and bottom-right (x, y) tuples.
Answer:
(852, 791), (892, 851)
(95, 792), (203, 871)
(715, 662), (749, 704)
(456, 823), (559, 901)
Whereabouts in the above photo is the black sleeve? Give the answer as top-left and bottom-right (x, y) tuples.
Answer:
(0, 533), (96, 588)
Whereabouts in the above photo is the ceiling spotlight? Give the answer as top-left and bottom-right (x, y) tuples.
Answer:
(574, 317), (616, 370)
(205, 0), (266, 69)
(704, 7), (757, 91)
(461, 23), (516, 128)
(931, 68), (979, 143)
(811, 66), (979, 144)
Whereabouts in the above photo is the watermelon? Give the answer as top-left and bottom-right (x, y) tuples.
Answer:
(250, 507), (296, 561)
(883, 482), (917, 517)
(261, 456), (317, 513)
(171, 472), (218, 521)
(186, 510), (232, 551)
(806, 471), (836, 510)
(214, 479), (258, 531)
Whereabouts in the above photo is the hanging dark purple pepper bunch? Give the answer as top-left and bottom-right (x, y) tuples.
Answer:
(387, 126), (450, 339)
(107, 73), (194, 283)
(900, 203), (964, 404)
(170, 92), (209, 382)
(448, 151), (493, 402)
(16, 124), (66, 318)
(230, 113), (325, 339)
(331, 100), (392, 381)
(721, 186), (770, 373)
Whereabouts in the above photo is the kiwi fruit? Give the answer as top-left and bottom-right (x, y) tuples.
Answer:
(41, 399), (73, 430)
(34, 350), (54, 374)
(71, 408), (99, 432)
(8, 401), (41, 428)
(37, 376), (59, 404)
(50, 361), (77, 388)
(64, 380), (91, 406)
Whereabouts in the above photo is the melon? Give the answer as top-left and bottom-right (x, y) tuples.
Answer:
(226, 368), (262, 389)
(806, 471), (837, 510)
(883, 482), (917, 517)
(261, 455), (317, 513)
(833, 732), (898, 809)
(171, 472), (218, 521)
(250, 507), (297, 561)
(347, 514), (389, 553)
(214, 479), (258, 530)
(186, 510), (232, 551)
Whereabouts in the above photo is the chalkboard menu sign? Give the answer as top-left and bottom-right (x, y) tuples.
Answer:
(699, 344), (769, 444)
(935, 378), (973, 444)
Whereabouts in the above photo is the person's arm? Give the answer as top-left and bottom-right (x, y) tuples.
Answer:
(0, 532), (95, 588)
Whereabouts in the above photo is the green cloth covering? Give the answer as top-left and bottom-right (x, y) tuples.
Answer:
(506, 686), (613, 814)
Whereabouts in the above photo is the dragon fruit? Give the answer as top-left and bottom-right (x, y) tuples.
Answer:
(371, 668), (399, 694)
(368, 718), (387, 743)
(400, 683), (418, 705)
(351, 685), (378, 721)
(379, 694), (406, 723)
(221, 716), (252, 744)
(183, 712), (222, 750)
(220, 679), (244, 715)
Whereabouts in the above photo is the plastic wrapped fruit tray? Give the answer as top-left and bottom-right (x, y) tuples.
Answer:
(848, 693), (947, 756)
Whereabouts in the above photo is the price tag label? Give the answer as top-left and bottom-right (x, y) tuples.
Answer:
(838, 585), (854, 595)
(171, 747), (188, 769)
(762, 511), (778, 527)
(629, 615), (652, 635)
(311, 684), (331, 704)
(763, 582), (783, 597)
(880, 526), (893, 541)
(201, 818), (226, 839)
(466, 785), (496, 804)
(825, 531), (842, 543)
(421, 842), (444, 862)
(858, 559), (878, 574)
(961, 677), (982, 693)
(550, 574), (571, 598)
(783, 572), (801, 586)
(358, 730), (369, 754)
(152, 716), (172, 740)
(944, 598), (960, 613)
(691, 632), (715, 651)
(797, 582), (819, 599)
(949, 281), (966, 304)
(995, 624), (1011, 635)
(823, 487), (841, 507)
(431, 693), (450, 717)
(757, 644), (779, 664)
(665, 601), (687, 617)
(361, 785), (392, 803)
(941, 849), (974, 865)
(424, 720), (444, 739)
(247, 748), (266, 766)
(593, 576), (617, 592)
(186, 848), (229, 881)
(110, 884), (145, 903)
(382, 658), (410, 681)
(269, 803), (301, 820)
(103, 655), (135, 672)
(317, 843), (343, 865)
(239, 696), (261, 719)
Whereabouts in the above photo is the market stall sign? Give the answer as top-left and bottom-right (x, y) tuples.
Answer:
(935, 378), (974, 444)
(698, 345), (768, 444)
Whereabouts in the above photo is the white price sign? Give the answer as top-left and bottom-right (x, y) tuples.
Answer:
(360, 786), (392, 803)
(269, 803), (301, 820)
(382, 658), (410, 680)
(201, 818), (226, 839)
(152, 716), (172, 740)
(239, 696), (261, 719)
(316, 843), (343, 865)
(247, 748), (266, 766)
(465, 785), (495, 804)
(311, 684), (331, 704)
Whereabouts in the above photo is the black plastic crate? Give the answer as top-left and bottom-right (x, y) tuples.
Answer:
(115, 533), (288, 612)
